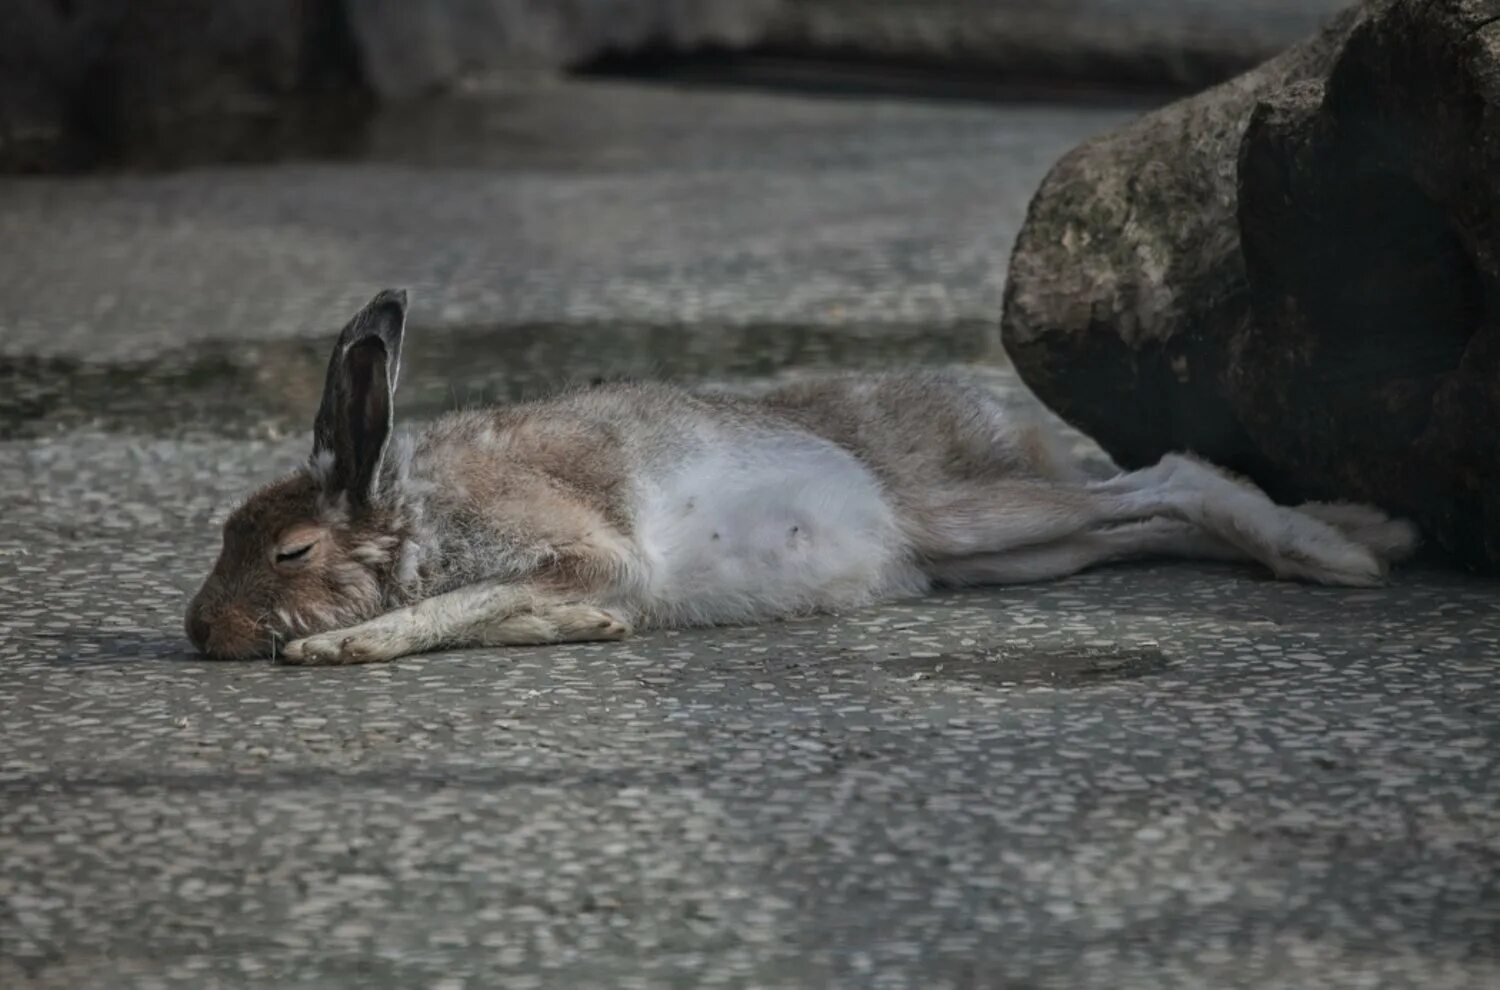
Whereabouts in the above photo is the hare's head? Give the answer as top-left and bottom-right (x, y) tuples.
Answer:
(186, 290), (413, 659)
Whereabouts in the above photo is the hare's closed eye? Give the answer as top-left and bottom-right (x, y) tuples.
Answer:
(271, 526), (324, 568)
(276, 542), (316, 563)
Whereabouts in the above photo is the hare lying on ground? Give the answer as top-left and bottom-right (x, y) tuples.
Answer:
(185, 290), (1418, 664)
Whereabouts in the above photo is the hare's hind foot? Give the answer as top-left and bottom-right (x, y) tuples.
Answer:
(1296, 501), (1420, 567)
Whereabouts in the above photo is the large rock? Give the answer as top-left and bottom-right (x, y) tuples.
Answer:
(1001, 10), (1363, 478)
(1001, 0), (1500, 568)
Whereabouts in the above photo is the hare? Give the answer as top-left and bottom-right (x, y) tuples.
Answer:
(185, 290), (1418, 664)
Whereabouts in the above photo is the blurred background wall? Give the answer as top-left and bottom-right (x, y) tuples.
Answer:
(2, 0), (1351, 172)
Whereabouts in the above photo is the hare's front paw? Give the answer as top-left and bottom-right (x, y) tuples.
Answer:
(282, 627), (405, 665)
(553, 605), (633, 641)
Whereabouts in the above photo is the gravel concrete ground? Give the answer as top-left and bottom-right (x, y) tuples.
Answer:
(2, 79), (1498, 989)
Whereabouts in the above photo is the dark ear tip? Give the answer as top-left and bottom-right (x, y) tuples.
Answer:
(371, 287), (409, 312)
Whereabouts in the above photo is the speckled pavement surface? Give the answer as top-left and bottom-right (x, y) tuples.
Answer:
(3, 79), (1500, 989)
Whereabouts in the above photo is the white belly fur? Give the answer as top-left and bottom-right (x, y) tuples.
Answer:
(628, 434), (926, 627)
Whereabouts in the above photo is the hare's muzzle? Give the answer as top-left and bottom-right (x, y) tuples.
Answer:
(185, 591), (265, 660)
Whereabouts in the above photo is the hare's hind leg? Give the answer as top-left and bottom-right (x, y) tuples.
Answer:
(908, 455), (1394, 587)
(283, 583), (632, 665)
(904, 479), (1152, 559)
(927, 518), (1242, 586)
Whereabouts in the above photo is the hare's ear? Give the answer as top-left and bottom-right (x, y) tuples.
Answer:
(311, 288), (408, 507)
